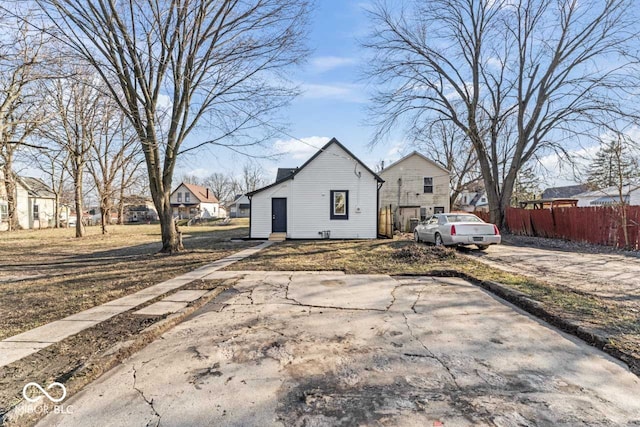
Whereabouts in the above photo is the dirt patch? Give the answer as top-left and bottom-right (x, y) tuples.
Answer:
(392, 245), (457, 262)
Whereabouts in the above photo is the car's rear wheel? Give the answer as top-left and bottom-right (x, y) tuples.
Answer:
(414, 231), (420, 242)
(434, 233), (443, 247)
(477, 245), (489, 251)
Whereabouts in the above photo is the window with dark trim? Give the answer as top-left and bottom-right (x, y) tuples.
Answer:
(434, 206), (445, 214)
(177, 192), (182, 202)
(330, 190), (349, 220)
(423, 177), (433, 193)
(0, 202), (7, 220)
(33, 204), (39, 221)
(185, 192), (190, 203)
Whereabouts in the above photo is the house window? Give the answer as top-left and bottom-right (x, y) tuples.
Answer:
(330, 190), (349, 220)
(420, 207), (427, 221)
(177, 192), (182, 202)
(33, 203), (39, 220)
(434, 206), (445, 214)
(0, 202), (7, 220)
(185, 193), (190, 203)
(423, 177), (433, 193)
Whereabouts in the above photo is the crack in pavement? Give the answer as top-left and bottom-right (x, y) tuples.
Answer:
(401, 313), (460, 389)
(410, 284), (428, 314)
(283, 273), (387, 312)
(132, 365), (162, 427)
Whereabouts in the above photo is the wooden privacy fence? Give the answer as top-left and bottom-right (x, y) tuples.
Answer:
(378, 205), (393, 238)
(506, 206), (640, 249)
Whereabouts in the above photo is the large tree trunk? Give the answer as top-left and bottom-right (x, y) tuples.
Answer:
(53, 193), (60, 228)
(2, 157), (19, 231)
(158, 190), (182, 253)
(74, 162), (85, 237)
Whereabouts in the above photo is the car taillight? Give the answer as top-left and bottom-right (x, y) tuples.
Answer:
(494, 224), (500, 235)
(451, 225), (456, 236)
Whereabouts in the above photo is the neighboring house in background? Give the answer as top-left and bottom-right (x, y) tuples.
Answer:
(573, 184), (640, 207)
(123, 196), (158, 223)
(248, 138), (384, 240)
(0, 172), (56, 231)
(456, 186), (489, 213)
(379, 151), (451, 231)
(227, 194), (250, 218)
(170, 182), (222, 219)
(542, 184), (590, 199)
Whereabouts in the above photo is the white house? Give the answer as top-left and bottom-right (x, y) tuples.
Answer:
(457, 188), (489, 213)
(379, 151), (451, 231)
(248, 138), (384, 239)
(170, 182), (222, 219)
(228, 194), (250, 218)
(574, 184), (640, 207)
(0, 173), (56, 231)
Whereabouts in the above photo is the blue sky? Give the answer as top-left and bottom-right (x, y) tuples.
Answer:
(176, 0), (402, 183)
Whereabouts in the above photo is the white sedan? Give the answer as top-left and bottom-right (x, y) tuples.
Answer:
(414, 213), (501, 250)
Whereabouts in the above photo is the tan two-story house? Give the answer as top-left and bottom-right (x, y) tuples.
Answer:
(379, 151), (451, 231)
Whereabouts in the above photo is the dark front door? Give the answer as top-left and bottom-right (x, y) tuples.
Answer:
(272, 198), (287, 232)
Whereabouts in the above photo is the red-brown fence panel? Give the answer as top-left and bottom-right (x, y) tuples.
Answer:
(505, 206), (640, 249)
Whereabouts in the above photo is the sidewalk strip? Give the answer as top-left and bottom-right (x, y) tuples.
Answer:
(0, 241), (272, 367)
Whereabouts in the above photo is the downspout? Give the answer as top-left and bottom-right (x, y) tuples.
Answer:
(377, 180), (383, 238)
(247, 194), (252, 239)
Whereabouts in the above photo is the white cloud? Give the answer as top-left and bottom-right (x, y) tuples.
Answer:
(300, 82), (366, 103)
(273, 136), (331, 160)
(309, 56), (357, 73)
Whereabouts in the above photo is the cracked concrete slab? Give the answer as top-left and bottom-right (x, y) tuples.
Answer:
(40, 272), (640, 426)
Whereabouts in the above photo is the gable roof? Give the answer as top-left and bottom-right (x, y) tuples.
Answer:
(174, 182), (219, 203)
(247, 138), (384, 196)
(380, 151), (450, 175)
(276, 168), (298, 182)
(542, 184), (589, 199)
(18, 177), (55, 199)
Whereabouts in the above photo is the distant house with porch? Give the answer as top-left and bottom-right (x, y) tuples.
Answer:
(227, 194), (250, 218)
(0, 172), (56, 231)
(379, 152), (451, 231)
(122, 196), (158, 223)
(170, 182), (222, 219)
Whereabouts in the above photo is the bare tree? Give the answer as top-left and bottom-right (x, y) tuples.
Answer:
(364, 0), (639, 227)
(0, 12), (48, 230)
(40, 69), (104, 237)
(38, 0), (310, 252)
(413, 120), (481, 208)
(239, 162), (266, 193)
(203, 172), (235, 203)
(586, 129), (640, 247)
(88, 104), (141, 234)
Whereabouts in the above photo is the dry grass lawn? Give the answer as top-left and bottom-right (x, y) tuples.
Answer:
(0, 220), (252, 340)
(230, 237), (640, 374)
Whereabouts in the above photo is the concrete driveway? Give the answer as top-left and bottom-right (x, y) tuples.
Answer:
(40, 271), (640, 426)
(466, 239), (640, 302)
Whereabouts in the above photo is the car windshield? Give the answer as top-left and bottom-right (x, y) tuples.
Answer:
(444, 215), (484, 223)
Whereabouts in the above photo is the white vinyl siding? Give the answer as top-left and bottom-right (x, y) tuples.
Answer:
(250, 143), (378, 239)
